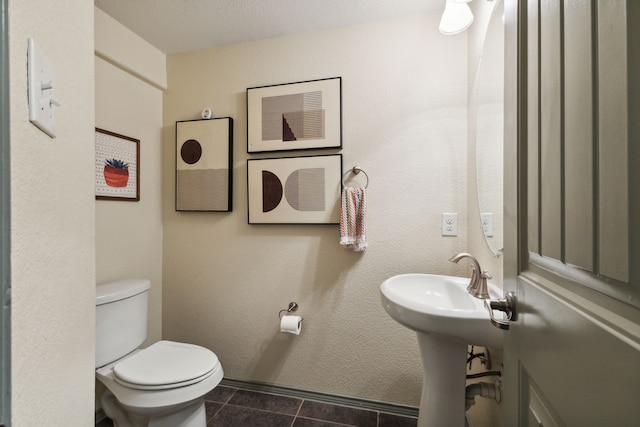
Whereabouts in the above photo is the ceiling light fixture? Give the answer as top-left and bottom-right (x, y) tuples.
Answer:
(439, 0), (474, 35)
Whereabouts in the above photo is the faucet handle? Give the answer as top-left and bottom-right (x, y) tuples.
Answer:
(481, 270), (492, 279)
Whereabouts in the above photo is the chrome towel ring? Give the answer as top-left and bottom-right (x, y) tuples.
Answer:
(341, 166), (369, 189)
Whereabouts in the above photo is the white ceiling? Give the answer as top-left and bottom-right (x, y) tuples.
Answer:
(94, 0), (444, 55)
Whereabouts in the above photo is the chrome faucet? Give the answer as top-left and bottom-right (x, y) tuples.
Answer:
(448, 253), (492, 299)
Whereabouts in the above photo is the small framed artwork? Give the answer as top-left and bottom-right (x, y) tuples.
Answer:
(247, 77), (342, 153)
(95, 128), (140, 201)
(176, 117), (233, 212)
(247, 154), (342, 224)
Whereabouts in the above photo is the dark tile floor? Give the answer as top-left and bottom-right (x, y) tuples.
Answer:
(97, 385), (417, 427)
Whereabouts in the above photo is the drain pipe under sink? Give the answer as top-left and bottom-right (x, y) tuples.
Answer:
(465, 381), (501, 411)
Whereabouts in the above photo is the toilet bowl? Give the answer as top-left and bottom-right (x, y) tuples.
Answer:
(96, 279), (224, 427)
(97, 341), (223, 426)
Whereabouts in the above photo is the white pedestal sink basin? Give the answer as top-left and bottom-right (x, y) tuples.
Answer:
(380, 274), (503, 427)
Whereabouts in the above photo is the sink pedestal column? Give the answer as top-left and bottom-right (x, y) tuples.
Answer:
(416, 332), (467, 427)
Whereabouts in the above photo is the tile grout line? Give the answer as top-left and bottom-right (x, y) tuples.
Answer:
(204, 386), (416, 427)
(291, 399), (372, 427)
(209, 403), (225, 424)
(221, 400), (361, 427)
(289, 398), (304, 427)
(224, 388), (237, 404)
(206, 387), (236, 425)
(208, 388), (302, 425)
(104, 386), (416, 427)
(220, 379), (419, 418)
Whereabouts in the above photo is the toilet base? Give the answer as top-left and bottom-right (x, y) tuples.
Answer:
(102, 389), (207, 427)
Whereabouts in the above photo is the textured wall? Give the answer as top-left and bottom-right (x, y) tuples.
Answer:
(95, 56), (164, 350)
(94, 10), (166, 411)
(94, 10), (166, 345)
(465, 2), (505, 425)
(162, 12), (470, 406)
(9, 0), (96, 424)
(94, 7), (167, 90)
(467, 0), (505, 281)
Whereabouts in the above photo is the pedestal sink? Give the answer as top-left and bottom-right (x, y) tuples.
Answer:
(380, 274), (503, 427)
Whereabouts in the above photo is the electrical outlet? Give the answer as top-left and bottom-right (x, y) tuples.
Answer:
(481, 213), (493, 237)
(442, 213), (458, 236)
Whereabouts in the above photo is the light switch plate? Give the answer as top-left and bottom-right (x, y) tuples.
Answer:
(27, 38), (57, 138)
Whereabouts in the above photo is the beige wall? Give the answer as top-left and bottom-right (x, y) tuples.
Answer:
(95, 55), (164, 346)
(94, 7), (165, 348)
(162, 12), (470, 406)
(467, 0), (505, 287)
(9, 0), (95, 425)
(94, 7), (166, 91)
(94, 8), (166, 410)
(465, 2), (505, 424)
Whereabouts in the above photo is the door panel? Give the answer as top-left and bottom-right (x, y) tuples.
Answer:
(526, 380), (564, 427)
(563, 0), (593, 270)
(596, 0), (628, 282)
(526, 0), (631, 288)
(516, 273), (640, 425)
(526, 0), (540, 254)
(0, 0), (10, 424)
(503, 0), (640, 425)
(538, 0), (562, 260)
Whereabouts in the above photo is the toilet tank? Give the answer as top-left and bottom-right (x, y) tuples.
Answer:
(95, 278), (150, 368)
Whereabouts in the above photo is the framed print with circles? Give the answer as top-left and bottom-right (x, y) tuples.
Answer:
(176, 117), (233, 212)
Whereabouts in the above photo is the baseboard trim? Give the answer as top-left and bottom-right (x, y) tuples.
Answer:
(95, 409), (107, 425)
(220, 378), (419, 418)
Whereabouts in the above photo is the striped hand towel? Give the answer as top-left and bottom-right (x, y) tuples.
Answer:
(340, 187), (367, 252)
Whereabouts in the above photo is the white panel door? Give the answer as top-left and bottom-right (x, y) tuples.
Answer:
(501, 1), (640, 426)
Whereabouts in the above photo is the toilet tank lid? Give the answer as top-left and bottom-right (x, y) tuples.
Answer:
(96, 279), (151, 306)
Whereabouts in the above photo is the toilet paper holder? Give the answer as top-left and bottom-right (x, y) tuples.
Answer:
(278, 302), (300, 319)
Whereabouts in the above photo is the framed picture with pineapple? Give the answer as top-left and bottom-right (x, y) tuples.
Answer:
(95, 128), (140, 201)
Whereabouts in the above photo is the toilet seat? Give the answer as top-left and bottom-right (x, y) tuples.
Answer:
(113, 341), (219, 390)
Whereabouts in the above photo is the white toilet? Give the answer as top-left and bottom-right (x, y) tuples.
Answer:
(96, 278), (223, 427)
